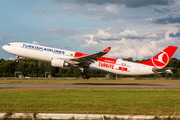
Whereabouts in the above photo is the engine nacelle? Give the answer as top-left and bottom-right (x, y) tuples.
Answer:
(51, 58), (70, 69)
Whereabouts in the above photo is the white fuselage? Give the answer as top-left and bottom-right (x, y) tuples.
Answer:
(3, 42), (155, 76)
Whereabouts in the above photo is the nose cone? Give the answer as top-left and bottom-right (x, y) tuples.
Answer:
(2, 44), (14, 54)
(2, 45), (7, 51)
(2, 45), (9, 52)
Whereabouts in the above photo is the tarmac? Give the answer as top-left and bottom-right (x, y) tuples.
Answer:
(0, 83), (180, 89)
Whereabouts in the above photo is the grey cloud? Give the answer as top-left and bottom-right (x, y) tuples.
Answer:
(100, 38), (119, 41)
(59, 46), (70, 49)
(173, 10), (179, 12)
(84, 36), (91, 40)
(54, 0), (174, 8)
(37, 4), (122, 22)
(154, 8), (171, 13)
(0, 36), (4, 40)
(169, 32), (180, 37)
(34, 27), (97, 41)
(35, 27), (96, 36)
(148, 15), (180, 24)
(93, 37), (120, 41)
(35, 27), (160, 43)
(0, 35), (9, 40)
(92, 29), (159, 41)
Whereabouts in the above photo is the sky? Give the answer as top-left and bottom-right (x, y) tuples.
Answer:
(1, 0), (180, 60)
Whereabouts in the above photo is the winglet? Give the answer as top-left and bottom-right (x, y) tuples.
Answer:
(103, 47), (111, 52)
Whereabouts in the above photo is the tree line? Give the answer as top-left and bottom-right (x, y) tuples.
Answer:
(0, 57), (180, 78)
(0, 58), (105, 77)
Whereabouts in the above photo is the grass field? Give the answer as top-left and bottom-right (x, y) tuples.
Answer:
(0, 88), (180, 115)
(1, 78), (180, 84)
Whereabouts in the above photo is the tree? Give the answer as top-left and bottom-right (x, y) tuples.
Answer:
(0, 57), (180, 78)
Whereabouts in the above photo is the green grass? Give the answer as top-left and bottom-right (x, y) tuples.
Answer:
(1, 78), (180, 84)
(0, 88), (180, 115)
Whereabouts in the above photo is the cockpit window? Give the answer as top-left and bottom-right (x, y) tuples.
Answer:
(7, 44), (11, 46)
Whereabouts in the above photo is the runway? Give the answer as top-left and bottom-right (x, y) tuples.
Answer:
(0, 83), (180, 89)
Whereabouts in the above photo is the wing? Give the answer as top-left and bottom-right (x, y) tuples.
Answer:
(68, 47), (111, 67)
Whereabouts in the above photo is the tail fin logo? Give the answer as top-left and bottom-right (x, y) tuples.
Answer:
(152, 51), (169, 68)
(155, 52), (166, 64)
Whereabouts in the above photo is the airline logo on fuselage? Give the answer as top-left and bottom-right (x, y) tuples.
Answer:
(23, 44), (65, 55)
(152, 51), (169, 68)
(98, 62), (114, 69)
(98, 62), (130, 72)
(116, 66), (130, 72)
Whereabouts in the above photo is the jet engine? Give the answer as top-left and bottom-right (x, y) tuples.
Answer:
(51, 58), (70, 69)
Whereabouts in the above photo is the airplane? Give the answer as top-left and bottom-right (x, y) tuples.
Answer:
(2, 42), (178, 79)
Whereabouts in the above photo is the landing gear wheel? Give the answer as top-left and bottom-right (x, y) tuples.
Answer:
(82, 74), (86, 79)
(79, 72), (82, 75)
(86, 75), (90, 79)
(78, 70), (90, 79)
(16, 60), (19, 63)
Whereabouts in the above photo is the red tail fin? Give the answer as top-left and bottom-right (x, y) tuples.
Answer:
(140, 46), (178, 68)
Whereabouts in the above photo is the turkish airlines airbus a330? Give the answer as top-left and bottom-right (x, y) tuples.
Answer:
(2, 42), (178, 79)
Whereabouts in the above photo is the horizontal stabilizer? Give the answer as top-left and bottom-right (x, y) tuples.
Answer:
(152, 67), (174, 74)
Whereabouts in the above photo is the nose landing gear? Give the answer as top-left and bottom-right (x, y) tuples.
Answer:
(16, 56), (19, 63)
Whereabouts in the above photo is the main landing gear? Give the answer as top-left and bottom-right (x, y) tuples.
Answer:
(79, 68), (90, 79)
(79, 72), (90, 79)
